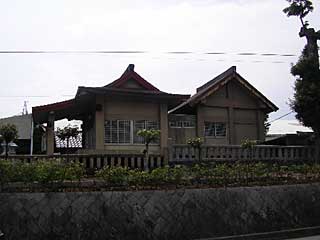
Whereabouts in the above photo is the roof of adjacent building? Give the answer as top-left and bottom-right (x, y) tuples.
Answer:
(0, 114), (32, 139)
(55, 133), (82, 148)
(268, 119), (312, 134)
(169, 66), (279, 114)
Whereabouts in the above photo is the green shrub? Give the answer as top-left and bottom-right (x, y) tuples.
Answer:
(0, 159), (85, 185)
(0, 160), (13, 184)
(96, 166), (130, 185)
(170, 165), (189, 185)
(127, 169), (149, 186)
(149, 166), (171, 185)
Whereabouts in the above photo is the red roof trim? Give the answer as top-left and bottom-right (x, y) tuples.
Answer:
(107, 71), (160, 91)
(32, 99), (75, 113)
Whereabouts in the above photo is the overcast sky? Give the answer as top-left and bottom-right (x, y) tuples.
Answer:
(0, 0), (319, 125)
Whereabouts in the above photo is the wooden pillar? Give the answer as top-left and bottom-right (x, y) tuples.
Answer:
(256, 110), (265, 142)
(95, 95), (105, 151)
(46, 112), (55, 155)
(227, 82), (235, 144)
(160, 103), (168, 155)
(197, 106), (204, 138)
(228, 107), (235, 144)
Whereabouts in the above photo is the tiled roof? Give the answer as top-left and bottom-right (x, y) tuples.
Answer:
(55, 133), (82, 148)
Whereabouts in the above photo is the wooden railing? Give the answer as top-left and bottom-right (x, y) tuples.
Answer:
(0, 145), (315, 168)
(170, 145), (315, 163)
(0, 154), (166, 170)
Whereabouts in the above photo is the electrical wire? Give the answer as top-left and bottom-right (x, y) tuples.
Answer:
(268, 111), (294, 123)
(0, 50), (298, 57)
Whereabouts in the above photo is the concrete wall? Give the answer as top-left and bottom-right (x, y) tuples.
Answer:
(197, 80), (266, 144)
(1, 184), (320, 240)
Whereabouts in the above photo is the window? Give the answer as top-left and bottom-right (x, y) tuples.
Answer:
(105, 120), (159, 144)
(204, 122), (226, 137)
(169, 115), (196, 128)
(105, 120), (131, 144)
(134, 120), (159, 144)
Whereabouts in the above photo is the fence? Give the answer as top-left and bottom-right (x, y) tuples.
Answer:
(0, 154), (166, 170)
(0, 145), (315, 169)
(170, 145), (315, 163)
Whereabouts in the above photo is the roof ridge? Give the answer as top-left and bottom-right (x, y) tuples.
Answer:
(104, 64), (160, 91)
(196, 66), (236, 93)
(169, 66), (278, 114)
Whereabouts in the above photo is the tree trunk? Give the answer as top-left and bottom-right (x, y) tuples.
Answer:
(144, 143), (149, 171)
(5, 143), (8, 160)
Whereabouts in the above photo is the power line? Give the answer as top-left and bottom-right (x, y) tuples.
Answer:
(0, 50), (299, 57)
(268, 111), (294, 123)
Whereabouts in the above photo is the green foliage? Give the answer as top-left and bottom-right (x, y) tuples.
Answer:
(137, 129), (160, 170)
(290, 48), (320, 132)
(283, 0), (313, 25)
(0, 123), (18, 157)
(137, 129), (160, 145)
(187, 137), (203, 148)
(96, 166), (130, 185)
(0, 124), (18, 144)
(0, 160), (84, 185)
(3, 160), (320, 189)
(284, 0), (320, 160)
(241, 139), (257, 149)
(187, 138), (204, 162)
(96, 165), (190, 187)
(264, 114), (270, 135)
(56, 124), (79, 148)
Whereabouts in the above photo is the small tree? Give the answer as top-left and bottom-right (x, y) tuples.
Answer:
(137, 129), (160, 171)
(187, 137), (203, 162)
(56, 125), (79, 149)
(241, 139), (257, 185)
(241, 139), (257, 161)
(0, 124), (18, 158)
(264, 114), (270, 136)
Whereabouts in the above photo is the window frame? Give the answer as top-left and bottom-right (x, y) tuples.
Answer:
(204, 122), (227, 138)
(168, 114), (196, 129)
(105, 119), (160, 145)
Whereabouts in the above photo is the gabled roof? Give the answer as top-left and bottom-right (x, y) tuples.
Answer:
(105, 64), (160, 91)
(169, 66), (278, 114)
(32, 64), (190, 123)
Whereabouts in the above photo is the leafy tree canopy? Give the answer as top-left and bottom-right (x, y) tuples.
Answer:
(137, 129), (160, 145)
(283, 0), (313, 26)
(284, 0), (320, 160)
(0, 124), (18, 144)
(0, 123), (18, 157)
